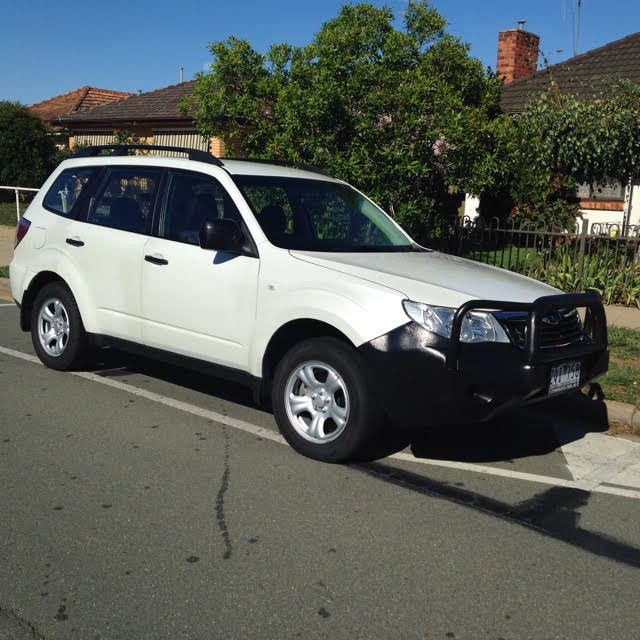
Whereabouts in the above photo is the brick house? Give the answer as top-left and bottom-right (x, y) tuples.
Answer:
(467, 26), (640, 231)
(57, 81), (226, 157)
(28, 86), (132, 147)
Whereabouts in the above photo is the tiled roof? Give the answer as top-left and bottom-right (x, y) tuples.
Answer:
(501, 32), (640, 113)
(59, 81), (196, 125)
(28, 86), (133, 123)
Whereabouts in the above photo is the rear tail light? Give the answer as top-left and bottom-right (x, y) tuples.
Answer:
(15, 217), (31, 247)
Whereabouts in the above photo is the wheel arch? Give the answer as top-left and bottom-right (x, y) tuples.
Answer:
(258, 319), (355, 404)
(20, 271), (70, 331)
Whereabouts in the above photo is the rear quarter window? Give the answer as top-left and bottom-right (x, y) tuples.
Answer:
(43, 167), (97, 217)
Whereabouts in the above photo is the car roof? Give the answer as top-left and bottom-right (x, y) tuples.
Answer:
(219, 159), (334, 180)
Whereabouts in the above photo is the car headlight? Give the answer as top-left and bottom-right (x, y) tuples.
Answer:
(402, 300), (510, 343)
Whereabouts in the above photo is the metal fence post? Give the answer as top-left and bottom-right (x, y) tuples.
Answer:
(15, 188), (20, 222)
(576, 219), (589, 292)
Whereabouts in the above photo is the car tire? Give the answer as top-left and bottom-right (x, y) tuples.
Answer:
(272, 337), (383, 462)
(31, 282), (87, 371)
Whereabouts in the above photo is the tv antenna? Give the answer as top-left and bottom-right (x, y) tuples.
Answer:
(573, 0), (583, 56)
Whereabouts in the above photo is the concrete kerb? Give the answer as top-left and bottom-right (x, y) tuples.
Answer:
(606, 399), (640, 432)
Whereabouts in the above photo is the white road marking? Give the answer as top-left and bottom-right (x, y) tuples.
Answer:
(1, 344), (640, 500)
(0, 346), (286, 447)
(0, 303), (15, 307)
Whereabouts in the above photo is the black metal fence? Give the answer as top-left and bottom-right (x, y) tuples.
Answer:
(428, 217), (640, 308)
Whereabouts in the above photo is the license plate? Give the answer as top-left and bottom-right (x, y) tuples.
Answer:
(549, 361), (581, 395)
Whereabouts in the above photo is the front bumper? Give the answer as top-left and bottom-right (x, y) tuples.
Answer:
(358, 293), (609, 428)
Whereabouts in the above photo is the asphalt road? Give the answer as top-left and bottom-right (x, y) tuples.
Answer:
(1, 303), (640, 640)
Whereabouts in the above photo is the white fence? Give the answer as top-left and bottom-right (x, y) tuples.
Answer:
(0, 186), (40, 223)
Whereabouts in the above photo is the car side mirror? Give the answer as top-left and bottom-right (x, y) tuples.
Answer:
(199, 219), (244, 252)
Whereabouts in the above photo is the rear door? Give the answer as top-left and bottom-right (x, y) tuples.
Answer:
(140, 169), (259, 370)
(64, 166), (162, 340)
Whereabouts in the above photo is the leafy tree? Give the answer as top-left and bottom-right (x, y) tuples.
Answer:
(517, 81), (640, 185)
(512, 81), (640, 228)
(0, 101), (57, 192)
(183, 1), (502, 242)
(468, 80), (640, 229)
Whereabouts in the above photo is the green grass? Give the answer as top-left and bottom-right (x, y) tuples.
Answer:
(0, 265), (9, 278)
(608, 326), (640, 359)
(599, 327), (640, 407)
(0, 202), (19, 227)
(464, 245), (541, 271)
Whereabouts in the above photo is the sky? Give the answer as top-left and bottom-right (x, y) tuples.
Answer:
(1, 0), (639, 105)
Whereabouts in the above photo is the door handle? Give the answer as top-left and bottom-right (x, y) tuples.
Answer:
(66, 237), (84, 247)
(144, 254), (169, 266)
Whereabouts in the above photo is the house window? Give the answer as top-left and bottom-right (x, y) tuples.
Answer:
(152, 130), (209, 154)
(73, 131), (116, 147)
(576, 180), (625, 202)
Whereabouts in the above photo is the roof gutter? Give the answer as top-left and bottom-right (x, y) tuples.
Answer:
(58, 115), (196, 128)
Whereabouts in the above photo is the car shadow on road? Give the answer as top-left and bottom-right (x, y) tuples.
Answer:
(358, 391), (610, 464)
(354, 461), (640, 570)
(87, 351), (639, 569)
(354, 393), (640, 570)
(89, 348), (610, 466)
(87, 348), (264, 412)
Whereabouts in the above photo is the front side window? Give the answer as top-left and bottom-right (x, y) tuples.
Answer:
(158, 171), (242, 245)
(88, 168), (161, 234)
(235, 176), (414, 252)
(43, 167), (97, 217)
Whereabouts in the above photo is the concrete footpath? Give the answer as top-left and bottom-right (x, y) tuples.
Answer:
(0, 278), (9, 302)
(0, 225), (13, 267)
(605, 305), (640, 331)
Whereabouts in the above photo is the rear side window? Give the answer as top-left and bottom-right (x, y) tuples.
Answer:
(88, 168), (161, 234)
(43, 167), (97, 217)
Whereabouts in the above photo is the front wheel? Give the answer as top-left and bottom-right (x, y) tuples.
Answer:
(31, 282), (87, 371)
(272, 337), (383, 462)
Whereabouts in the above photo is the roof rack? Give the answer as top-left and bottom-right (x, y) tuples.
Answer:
(221, 157), (331, 176)
(72, 144), (223, 166)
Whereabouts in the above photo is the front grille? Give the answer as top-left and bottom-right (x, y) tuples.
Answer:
(496, 308), (585, 350)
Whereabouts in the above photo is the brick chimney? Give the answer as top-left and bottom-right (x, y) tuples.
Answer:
(497, 20), (540, 84)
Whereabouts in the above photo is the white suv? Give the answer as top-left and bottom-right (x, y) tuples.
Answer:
(10, 145), (609, 462)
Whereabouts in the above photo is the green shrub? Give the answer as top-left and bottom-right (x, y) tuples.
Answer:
(0, 101), (57, 193)
(525, 245), (640, 308)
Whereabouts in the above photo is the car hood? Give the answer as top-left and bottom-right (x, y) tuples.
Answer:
(289, 249), (559, 307)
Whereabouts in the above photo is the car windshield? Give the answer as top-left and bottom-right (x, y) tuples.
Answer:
(234, 175), (415, 252)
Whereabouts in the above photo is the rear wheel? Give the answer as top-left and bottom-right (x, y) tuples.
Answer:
(31, 282), (87, 370)
(272, 337), (383, 462)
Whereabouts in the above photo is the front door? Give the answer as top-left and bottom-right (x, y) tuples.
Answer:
(140, 169), (259, 370)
